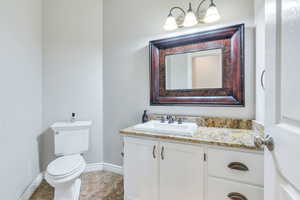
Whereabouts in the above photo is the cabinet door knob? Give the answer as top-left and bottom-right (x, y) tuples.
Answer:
(161, 146), (165, 160)
(228, 192), (248, 200)
(152, 145), (156, 159)
(228, 162), (249, 171)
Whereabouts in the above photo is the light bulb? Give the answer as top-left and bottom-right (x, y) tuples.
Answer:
(164, 14), (178, 31)
(203, 3), (220, 23)
(183, 3), (198, 27)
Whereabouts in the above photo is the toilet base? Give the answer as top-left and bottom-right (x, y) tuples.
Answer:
(54, 178), (81, 200)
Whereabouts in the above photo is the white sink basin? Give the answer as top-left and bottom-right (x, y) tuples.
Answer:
(133, 120), (198, 136)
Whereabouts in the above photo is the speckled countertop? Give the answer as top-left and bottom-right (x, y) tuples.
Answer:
(120, 126), (262, 151)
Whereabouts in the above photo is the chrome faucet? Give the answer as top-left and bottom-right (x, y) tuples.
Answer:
(167, 115), (175, 124)
(160, 115), (184, 124)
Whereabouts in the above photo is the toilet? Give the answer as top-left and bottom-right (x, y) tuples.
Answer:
(45, 121), (92, 200)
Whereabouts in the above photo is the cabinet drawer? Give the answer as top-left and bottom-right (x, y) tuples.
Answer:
(207, 177), (263, 200)
(207, 148), (263, 186)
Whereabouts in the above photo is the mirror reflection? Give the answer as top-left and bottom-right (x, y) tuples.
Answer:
(165, 49), (223, 90)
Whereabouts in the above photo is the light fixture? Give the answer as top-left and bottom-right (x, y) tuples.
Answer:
(164, 0), (221, 31)
(203, 1), (221, 23)
(163, 13), (178, 31)
(183, 3), (198, 27)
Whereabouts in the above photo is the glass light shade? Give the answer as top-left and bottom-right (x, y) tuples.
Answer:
(183, 11), (198, 27)
(203, 4), (220, 23)
(164, 15), (178, 31)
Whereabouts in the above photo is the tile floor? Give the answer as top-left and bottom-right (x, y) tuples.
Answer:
(30, 171), (124, 200)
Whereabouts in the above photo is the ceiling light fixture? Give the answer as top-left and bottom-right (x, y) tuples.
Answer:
(164, 0), (221, 31)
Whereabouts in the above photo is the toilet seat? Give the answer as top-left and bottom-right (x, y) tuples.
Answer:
(46, 154), (85, 182)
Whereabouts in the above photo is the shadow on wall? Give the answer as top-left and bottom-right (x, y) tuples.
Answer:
(103, 45), (149, 166)
(37, 128), (55, 171)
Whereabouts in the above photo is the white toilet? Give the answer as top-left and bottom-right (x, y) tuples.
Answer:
(45, 121), (92, 200)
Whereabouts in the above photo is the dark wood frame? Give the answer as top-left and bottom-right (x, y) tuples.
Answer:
(149, 24), (245, 106)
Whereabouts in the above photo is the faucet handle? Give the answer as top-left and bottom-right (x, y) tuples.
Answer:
(160, 116), (166, 123)
(177, 117), (184, 124)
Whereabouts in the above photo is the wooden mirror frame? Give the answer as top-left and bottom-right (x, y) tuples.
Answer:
(149, 24), (245, 106)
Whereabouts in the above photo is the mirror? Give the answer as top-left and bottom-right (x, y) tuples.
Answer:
(165, 49), (223, 90)
(149, 24), (245, 106)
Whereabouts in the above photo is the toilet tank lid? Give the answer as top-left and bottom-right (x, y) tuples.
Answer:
(51, 121), (92, 131)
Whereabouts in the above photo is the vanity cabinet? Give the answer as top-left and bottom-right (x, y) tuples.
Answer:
(123, 137), (204, 200)
(159, 142), (204, 200)
(206, 148), (264, 200)
(123, 136), (263, 200)
(123, 137), (159, 200)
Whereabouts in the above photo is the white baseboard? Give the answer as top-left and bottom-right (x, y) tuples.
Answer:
(85, 162), (123, 175)
(102, 163), (123, 175)
(84, 162), (104, 172)
(19, 173), (44, 200)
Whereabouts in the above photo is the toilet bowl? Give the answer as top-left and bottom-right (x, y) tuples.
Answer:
(46, 120), (92, 200)
(45, 154), (86, 200)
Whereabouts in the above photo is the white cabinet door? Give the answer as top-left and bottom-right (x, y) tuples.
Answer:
(159, 142), (204, 200)
(123, 137), (159, 200)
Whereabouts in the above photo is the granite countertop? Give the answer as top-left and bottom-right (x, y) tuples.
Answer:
(120, 126), (262, 151)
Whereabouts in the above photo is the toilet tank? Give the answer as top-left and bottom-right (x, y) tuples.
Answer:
(51, 121), (92, 156)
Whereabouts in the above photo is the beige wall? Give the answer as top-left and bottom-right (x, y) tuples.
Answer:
(103, 0), (255, 165)
(42, 0), (103, 170)
(0, 0), (42, 199)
